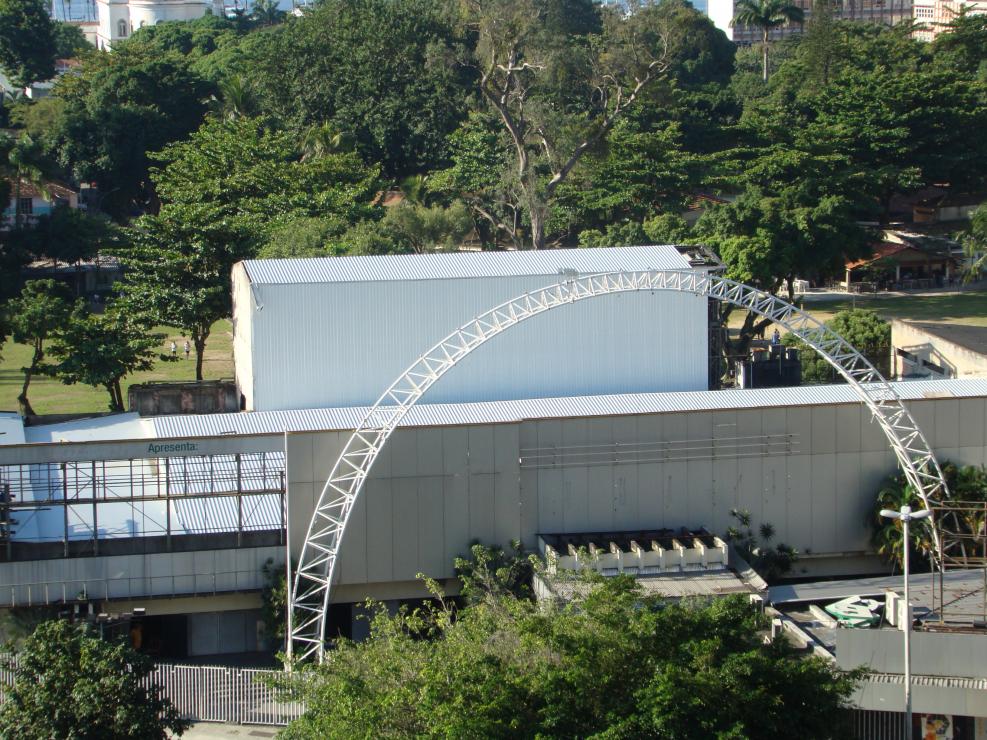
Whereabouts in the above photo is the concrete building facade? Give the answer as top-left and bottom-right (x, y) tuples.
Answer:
(892, 320), (987, 380)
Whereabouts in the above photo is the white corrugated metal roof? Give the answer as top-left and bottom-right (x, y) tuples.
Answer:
(24, 412), (152, 444)
(0, 413), (25, 445)
(24, 378), (987, 444)
(241, 245), (691, 285)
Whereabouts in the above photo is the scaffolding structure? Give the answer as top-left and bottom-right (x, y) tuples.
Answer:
(930, 501), (987, 627)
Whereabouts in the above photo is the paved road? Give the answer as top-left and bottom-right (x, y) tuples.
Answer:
(174, 723), (281, 739)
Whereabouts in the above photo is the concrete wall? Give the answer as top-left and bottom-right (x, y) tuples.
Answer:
(0, 545), (282, 607)
(286, 395), (987, 604)
(837, 629), (987, 678)
(892, 320), (987, 380)
(843, 629), (987, 716)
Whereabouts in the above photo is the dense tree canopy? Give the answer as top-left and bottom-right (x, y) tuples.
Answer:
(45, 307), (162, 411)
(117, 115), (379, 378)
(783, 308), (891, 383)
(0, 620), (188, 739)
(0, 0), (56, 88)
(1, 0), (986, 392)
(283, 577), (858, 738)
(29, 45), (212, 217)
(234, 0), (472, 178)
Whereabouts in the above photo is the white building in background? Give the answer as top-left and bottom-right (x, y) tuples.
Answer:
(913, 0), (987, 40)
(95, 0), (223, 50)
(231, 246), (711, 412)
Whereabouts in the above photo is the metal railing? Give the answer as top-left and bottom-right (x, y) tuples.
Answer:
(1, 566), (272, 608)
(0, 656), (305, 726)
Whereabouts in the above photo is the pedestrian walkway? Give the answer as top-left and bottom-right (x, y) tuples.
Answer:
(175, 722), (281, 739)
(797, 281), (986, 303)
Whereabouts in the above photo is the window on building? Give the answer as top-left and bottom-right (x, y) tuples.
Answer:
(117, 19), (128, 37)
(17, 198), (33, 215)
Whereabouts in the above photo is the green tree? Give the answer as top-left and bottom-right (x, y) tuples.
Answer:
(283, 578), (857, 737)
(0, 0), (56, 87)
(251, 0), (286, 27)
(10, 205), (120, 265)
(965, 201), (987, 278)
(5, 133), (52, 230)
(236, 0), (472, 178)
(118, 116), (379, 378)
(0, 619), (188, 739)
(731, 0), (805, 81)
(259, 216), (348, 259)
(726, 509), (798, 582)
(871, 463), (987, 570)
(211, 75), (257, 121)
(783, 308), (891, 383)
(7, 279), (73, 416)
(260, 558), (289, 647)
(52, 22), (90, 59)
(453, 540), (539, 603)
(464, 0), (677, 249)
(38, 45), (211, 217)
(381, 201), (473, 253)
(45, 307), (161, 412)
(696, 178), (869, 361)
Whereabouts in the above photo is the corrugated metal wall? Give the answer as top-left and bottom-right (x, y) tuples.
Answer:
(286, 394), (987, 601)
(241, 276), (708, 410)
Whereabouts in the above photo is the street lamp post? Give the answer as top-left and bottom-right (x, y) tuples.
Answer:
(879, 504), (933, 740)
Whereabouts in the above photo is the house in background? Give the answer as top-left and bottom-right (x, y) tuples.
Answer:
(96, 0), (224, 50)
(843, 231), (962, 292)
(1, 178), (81, 230)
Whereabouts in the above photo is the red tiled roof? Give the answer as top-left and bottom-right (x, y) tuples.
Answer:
(845, 242), (910, 270)
(5, 178), (77, 201)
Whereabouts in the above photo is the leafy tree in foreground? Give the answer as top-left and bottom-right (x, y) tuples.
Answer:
(45, 307), (162, 412)
(119, 116), (379, 379)
(7, 279), (73, 417)
(731, 0), (804, 81)
(0, 0), (56, 88)
(52, 22), (90, 59)
(782, 308), (890, 383)
(871, 463), (987, 570)
(282, 578), (857, 738)
(0, 619), (188, 739)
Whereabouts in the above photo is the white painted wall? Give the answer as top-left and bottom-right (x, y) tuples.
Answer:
(236, 273), (709, 411)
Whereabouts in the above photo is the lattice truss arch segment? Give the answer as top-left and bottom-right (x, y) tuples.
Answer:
(288, 269), (949, 663)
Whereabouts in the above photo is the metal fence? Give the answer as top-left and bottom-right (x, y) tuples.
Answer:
(0, 656), (304, 726)
(849, 709), (907, 740)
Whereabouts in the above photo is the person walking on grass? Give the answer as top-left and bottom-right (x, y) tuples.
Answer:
(184, 340), (190, 361)
(170, 341), (177, 358)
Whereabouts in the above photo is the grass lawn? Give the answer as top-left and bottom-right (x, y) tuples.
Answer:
(0, 320), (234, 416)
(728, 291), (987, 330)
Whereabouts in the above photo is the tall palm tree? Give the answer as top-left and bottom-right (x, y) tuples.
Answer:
(213, 76), (257, 121)
(300, 123), (355, 161)
(251, 0), (285, 26)
(732, 0), (806, 81)
(7, 135), (51, 230)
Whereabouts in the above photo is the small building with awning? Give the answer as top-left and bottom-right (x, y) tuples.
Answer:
(843, 233), (960, 292)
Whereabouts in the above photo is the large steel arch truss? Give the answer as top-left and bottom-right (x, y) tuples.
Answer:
(288, 269), (949, 663)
